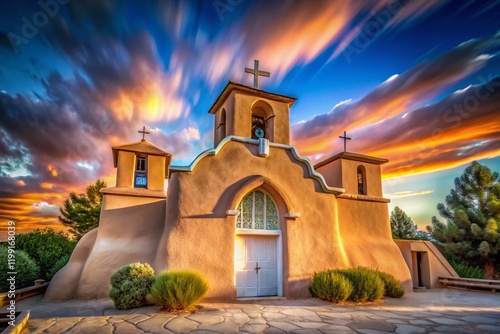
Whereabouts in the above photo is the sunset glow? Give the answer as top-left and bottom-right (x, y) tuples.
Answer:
(1, 1), (499, 238)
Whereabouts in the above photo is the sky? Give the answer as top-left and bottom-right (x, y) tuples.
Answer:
(0, 0), (499, 239)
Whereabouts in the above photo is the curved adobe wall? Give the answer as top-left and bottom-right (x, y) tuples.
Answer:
(337, 198), (413, 291)
(46, 195), (166, 299)
(45, 228), (98, 300)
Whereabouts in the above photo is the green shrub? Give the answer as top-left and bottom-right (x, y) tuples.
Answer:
(148, 270), (208, 311)
(339, 267), (384, 302)
(15, 228), (77, 280)
(309, 270), (353, 303)
(0, 248), (40, 292)
(375, 271), (405, 298)
(449, 260), (484, 279)
(109, 263), (155, 310)
(48, 254), (70, 280)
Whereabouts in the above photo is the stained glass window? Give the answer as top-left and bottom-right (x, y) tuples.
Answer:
(236, 190), (279, 230)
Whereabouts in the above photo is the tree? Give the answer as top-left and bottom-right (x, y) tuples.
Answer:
(15, 228), (76, 281)
(390, 206), (421, 239)
(427, 161), (500, 278)
(59, 179), (107, 239)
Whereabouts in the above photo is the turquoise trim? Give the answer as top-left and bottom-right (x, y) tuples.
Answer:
(169, 136), (344, 195)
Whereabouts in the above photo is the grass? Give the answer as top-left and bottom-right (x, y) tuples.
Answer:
(148, 270), (208, 311)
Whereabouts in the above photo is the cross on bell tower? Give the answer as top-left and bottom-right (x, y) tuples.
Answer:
(339, 131), (351, 152)
(138, 126), (150, 142)
(245, 59), (270, 89)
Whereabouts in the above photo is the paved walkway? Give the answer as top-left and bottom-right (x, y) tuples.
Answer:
(15, 289), (500, 333)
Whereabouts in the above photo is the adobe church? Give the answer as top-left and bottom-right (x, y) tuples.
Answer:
(46, 63), (415, 301)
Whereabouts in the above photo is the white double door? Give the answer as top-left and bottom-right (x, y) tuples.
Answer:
(235, 235), (278, 297)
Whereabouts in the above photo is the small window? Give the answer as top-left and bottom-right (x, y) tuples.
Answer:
(135, 156), (147, 188)
(357, 165), (366, 195)
(136, 156), (146, 171)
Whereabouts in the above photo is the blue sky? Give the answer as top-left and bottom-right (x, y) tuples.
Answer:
(0, 0), (499, 234)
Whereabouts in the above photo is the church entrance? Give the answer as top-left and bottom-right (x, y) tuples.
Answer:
(235, 235), (279, 297)
(234, 189), (282, 298)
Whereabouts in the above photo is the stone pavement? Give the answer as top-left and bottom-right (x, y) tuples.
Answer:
(15, 289), (500, 333)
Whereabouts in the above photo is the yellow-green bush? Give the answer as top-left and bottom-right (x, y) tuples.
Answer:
(338, 267), (384, 302)
(308, 270), (353, 303)
(109, 262), (155, 310)
(375, 271), (405, 298)
(148, 270), (208, 311)
(310, 267), (404, 303)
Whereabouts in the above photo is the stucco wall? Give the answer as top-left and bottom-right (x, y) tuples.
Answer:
(46, 193), (166, 300)
(316, 159), (342, 189)
(147, 155), (166, 190)
(340, 160), (383, 197)
(337, 198), (413, 291)
(213, 97), (234, 146)
(116, 150), (134, 188)
(315, 158), (383, 197)
(45, 228), (98, 300)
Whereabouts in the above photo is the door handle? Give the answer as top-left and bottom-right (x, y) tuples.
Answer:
(255, 262), (261, 274)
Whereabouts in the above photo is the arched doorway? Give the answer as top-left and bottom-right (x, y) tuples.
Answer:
(234, 189), (282, 297)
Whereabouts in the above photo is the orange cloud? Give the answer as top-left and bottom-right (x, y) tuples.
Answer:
(293, 33), (499, 157)
(386, 190), (434, 198)
(48, 164), (58, 177)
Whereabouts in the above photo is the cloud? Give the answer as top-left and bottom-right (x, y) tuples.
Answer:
(292, 32), (500, 162)
(32, 201), (59, 211)
(355, 75), (500, 178)
(0, 1), (494, 238)
(386, 190), (433, 199)
(151, 126), (204, 162)
(162, 0), (446, 88)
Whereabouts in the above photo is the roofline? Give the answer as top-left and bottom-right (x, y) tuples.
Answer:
(111, 141), (172, 168)
(169, 136), (344, 196)
(314, 151), (389, 169)
(208, 81), (297, 114)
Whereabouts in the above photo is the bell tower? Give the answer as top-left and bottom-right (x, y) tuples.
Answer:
(209, 60), (296, 147)
(104, 127), (172, 195)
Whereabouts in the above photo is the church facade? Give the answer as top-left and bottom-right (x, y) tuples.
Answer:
(46, 81), (413, 301)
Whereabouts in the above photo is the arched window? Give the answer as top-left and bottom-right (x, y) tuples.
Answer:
(357, 165), (366, 195)
(217, 108), (226, 141)
(236, 190), (279, 230)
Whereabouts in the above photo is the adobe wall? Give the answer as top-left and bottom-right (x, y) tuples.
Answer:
(46, 194), (166, 300)
(340, 159), (383, 197)
(316, 158), (383, 197)
(156, 140), (348, 301)
(336, 197), (413, 291)
(316, 160), (342, 189)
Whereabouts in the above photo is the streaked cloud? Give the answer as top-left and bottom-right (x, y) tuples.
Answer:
(292, 33), (500, 178)
(386, 190), (433, 199)
(0, 0), (498, 238)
